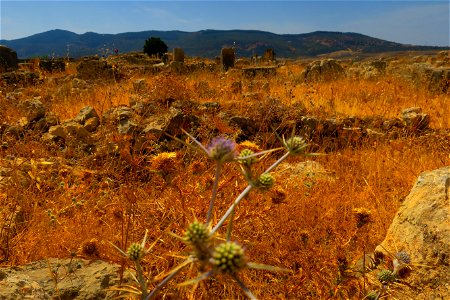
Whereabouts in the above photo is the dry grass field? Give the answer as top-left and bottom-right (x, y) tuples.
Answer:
(1, 51), (449, 299)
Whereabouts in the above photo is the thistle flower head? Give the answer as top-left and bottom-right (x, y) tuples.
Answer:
(239, 149), (257, 166)
(377, 269), (396, 283)
(284, 136), (308, 155)
(127, 243), (144, 261)
(213, 242), (245, 273)
(184, 221), (210, 246)
(206, 136), (236, 163)
(257, 173), (275, 190)
(395, 251), (411, 264)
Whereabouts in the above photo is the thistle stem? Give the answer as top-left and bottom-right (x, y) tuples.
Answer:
(210, 151), (290, 235)
(210, 185), (252, 235)
(226, 208), (236, 241)
(232, 273), (257, 300)
(206, 162), (222, 224)
(135, 261), (148, 299)
(145, 263), (185, 300)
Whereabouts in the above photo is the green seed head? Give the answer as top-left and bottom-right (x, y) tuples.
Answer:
(127, 243), (143, 261)
(213, 242), (245, 273)
(239, 149), (257, 166)
(285, 136), (307, 154)
(257, 173), (275, 190)
(378, 269), (396, 283)
(184, 221), (210, 246)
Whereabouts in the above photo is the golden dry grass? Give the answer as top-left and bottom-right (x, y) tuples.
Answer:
(1, 54), (449, 299)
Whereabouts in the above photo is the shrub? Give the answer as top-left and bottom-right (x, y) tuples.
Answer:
(143, 37), (168, 58)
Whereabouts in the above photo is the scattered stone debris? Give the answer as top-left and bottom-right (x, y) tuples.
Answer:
(0, 258), (131, 300)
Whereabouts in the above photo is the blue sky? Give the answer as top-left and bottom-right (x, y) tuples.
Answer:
(1, 1), (449, 46)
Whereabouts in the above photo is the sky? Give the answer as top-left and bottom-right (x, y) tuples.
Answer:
(1, 1), (449, 46)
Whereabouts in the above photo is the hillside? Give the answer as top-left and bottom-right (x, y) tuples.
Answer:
(1, 29), (447, 59)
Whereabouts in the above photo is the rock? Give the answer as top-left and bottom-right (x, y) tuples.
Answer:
(142, 107), (186, 136)
(300, 59), (345, 82)
(0, 45), (18, 72)
(0, 258), (129, 299)
(169, 61), (185, 73)
(229, 116), (258, 137)
(102, 106), (133, 124)
(3, 124), (24, 138)
(132, 79), (148, 93)
(298, 115), (322, 136)
(428, 68), (450, 93)
(242, 66), (277, 77)
(72, 78), (89, 90)
(401, 107), (430, 131)
(19, 98), (46, 123)
(130, 100), (157, 117)
(32, 114), (59, 133)
(48, 125), (67, 140)
(39, 59), (65, 73)
(73, 106), (100, 125)
(374, 166), (450, 299)
(84, 117), (100, 132)
(64, 122), (92, 142)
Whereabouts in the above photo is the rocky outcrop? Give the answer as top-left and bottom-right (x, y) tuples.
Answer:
(401, 107), (430, 131)
(76, 58), (119, 81)
(300, 59), (345, 82)
(0, 258), (128, 299)
(374, 166), (450, 299)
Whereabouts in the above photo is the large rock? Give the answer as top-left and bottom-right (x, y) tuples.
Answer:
(300, 59), (345, 82)
(375, 166), (450, 299)
(0, 45), (18, 72)
(401, 107), (430, 131)
(19, 98), (47, 123)
(0, 258), (128, 299)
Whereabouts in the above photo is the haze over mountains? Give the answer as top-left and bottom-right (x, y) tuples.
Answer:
(1, 29), (447, 59)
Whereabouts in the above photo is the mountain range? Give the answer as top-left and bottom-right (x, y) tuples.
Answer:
(1, 29), (447, 59)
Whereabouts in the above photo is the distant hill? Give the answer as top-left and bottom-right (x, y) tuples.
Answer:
(1, 29), (447, 59)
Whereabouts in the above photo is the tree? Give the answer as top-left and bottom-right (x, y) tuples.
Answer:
(143, 37), (168, 58)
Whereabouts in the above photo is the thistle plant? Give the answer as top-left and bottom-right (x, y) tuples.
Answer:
(363, 249), (413, 300)
(114, 129), (319, 299)
(109, 230), (158, 299)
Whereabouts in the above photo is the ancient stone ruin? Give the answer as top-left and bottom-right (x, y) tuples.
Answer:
(221, 47), (235, 71)
(172, 48), (185, 63)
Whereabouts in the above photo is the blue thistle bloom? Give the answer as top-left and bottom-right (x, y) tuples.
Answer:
(206, 136), (237, 163)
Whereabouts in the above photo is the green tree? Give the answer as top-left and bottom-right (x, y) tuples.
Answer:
(143, 37), (168, 58)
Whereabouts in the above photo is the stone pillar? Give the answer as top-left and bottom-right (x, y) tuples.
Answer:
(173, 48), (185, 63)
(221, 47), (235, 71)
